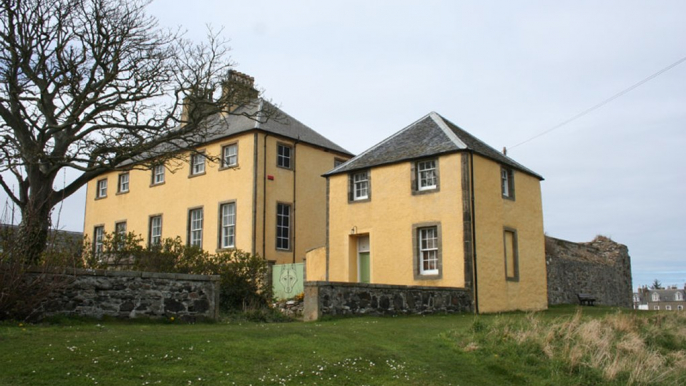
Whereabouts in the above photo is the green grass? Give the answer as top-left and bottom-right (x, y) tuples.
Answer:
(0, 306), (684, 386)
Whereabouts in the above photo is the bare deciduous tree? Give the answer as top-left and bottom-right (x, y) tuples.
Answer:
(0, 0), (262, 262)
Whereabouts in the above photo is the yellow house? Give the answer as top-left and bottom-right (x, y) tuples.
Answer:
(313, 112), (547, 313)
(83, 74), (352, 265)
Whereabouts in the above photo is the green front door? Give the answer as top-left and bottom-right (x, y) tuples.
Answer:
(359, 252), (370, 283)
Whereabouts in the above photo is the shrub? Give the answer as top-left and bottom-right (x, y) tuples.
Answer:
(0, 225), (82, 321)
(82, 232), (272, 312)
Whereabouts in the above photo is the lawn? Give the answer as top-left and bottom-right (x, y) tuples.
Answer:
(0, 306), (684, 386)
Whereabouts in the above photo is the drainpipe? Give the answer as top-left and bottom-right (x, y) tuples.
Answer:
(251, 133), (258, 256)
(292, 137), (300, 263)
(470, 151), (479, 314)
(262, 133), (269, 258)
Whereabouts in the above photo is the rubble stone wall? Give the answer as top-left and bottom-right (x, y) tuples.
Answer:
(31, 268), (220, 321)
(546, 236), (632, 307)
(304, 281), (472, 321)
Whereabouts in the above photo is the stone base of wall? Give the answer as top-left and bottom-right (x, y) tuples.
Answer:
(304, 281), (472, 321)
(29, 268), (220, 321)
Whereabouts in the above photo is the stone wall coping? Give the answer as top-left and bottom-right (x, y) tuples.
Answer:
(22, 265), (220, 282)
(305, 281), (468, 292)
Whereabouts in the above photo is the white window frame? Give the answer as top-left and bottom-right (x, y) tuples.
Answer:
(676, 292), (683, 301)
(152, 165), (165, 185)
(277, 144), (292, 169)
(417, 160), (437, 190)
(118, 173), (129, 193)
(149, 216), (162, 246)
(189, 208), (203, 247)
(652, 293), (660, 302)
(352, 171), (369, 200)
(666, 305), (672, 311)
(93, 226), (104, 255)
(418, 226), (439, 275)
(276, 203), (291, 250)
(115, 221), (127, 249)
(678, 305), (684, 311)
(654, 305), (660, 310)
(501, 167), (515, 199)
(222, 144), (238, 168)
(220, 203), (236, 249)
(190, 153), (206, 175)
(96, 179), (107, 198)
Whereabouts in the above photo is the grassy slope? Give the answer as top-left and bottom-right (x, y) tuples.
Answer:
(0, 306), (682, 386)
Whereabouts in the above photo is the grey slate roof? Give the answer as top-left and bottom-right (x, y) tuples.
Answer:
(122, 99), (352, 167)
(325, 112), (543, 180)
(649, 289), (686, 302)
(202, 100), (352, 156)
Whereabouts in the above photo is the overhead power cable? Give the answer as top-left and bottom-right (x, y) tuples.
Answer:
(508, 54), (686, 150)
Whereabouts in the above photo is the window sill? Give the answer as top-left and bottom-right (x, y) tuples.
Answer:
(188, 172), (206, 179)
(219, 164), (239, 171)
(276, 165), (293, 171)
(349, 197), (371, 204)
(502, 195), (516, 201)
(150, 181), (165, 187)
(95, 195), (107, 200)
(116, 191), (129, 196)
(413, 186), (440, 196)
(216, 247), (236, 253)
(415, 273), (442, 281)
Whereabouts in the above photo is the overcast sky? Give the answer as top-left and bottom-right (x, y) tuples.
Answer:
(2, 1), (684, 289)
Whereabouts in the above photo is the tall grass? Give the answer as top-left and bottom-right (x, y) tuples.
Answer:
(451, 309), (686, 385)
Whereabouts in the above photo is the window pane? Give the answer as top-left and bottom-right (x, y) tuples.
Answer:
(277, 145), (291, 168)
(223, 144), (237, 167)
(353, 171), (369, 200)
(190, 209), (203, 247)
(418, 160), (437, 189)
(153, 165), (165, 184)
(192, 154), (205, 175)
(418, 226), (439, 275)
(221, 203), (236, 248)
(276, 203), (290, 249)
(150, 216), (162, 245)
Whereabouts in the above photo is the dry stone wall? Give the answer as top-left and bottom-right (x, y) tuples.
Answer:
(31, 268), (220, 321)
(545, 236), (632, 308)
(303, 281), (472, 321)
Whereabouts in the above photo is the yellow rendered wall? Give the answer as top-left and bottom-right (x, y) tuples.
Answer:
(471, 154), (547, 313)
(254, 134), (347, 264)
(305, 246), (327, 281)
(84, 131), (350, 265)
(327, 153), (466, 287)
(84, 132), (257, 255)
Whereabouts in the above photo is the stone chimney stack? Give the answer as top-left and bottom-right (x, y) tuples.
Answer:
(221, 70), (259, 112)
(180, 87), (216, 126)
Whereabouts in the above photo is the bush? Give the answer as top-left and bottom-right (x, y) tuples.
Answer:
(0, 225), (83, 321)
(82, 232), (273, 312)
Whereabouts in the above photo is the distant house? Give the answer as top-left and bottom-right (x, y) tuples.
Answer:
(309, 112), (547, 313)
(638, 287), (686, 311)
(83, 72), (353, 265)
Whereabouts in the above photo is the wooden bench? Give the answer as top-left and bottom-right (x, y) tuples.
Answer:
(577, 293), (596, 306)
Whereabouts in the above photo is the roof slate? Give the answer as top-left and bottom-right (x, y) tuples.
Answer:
(326, 112), (543, 180)
(205, 100), (352, 155)
(122, 99), (352, 166)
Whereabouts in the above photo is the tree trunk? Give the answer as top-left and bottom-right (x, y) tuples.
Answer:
(17, 188), (53, 264)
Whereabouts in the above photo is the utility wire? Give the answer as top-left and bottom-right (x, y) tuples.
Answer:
(508, 54), (686, 150)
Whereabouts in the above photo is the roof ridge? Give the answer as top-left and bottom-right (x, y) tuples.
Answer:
(334, 112), (435, 168)
(429, 112), (467, 149)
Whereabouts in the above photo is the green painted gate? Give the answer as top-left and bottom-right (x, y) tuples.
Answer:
(272, 263), (304, 300)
